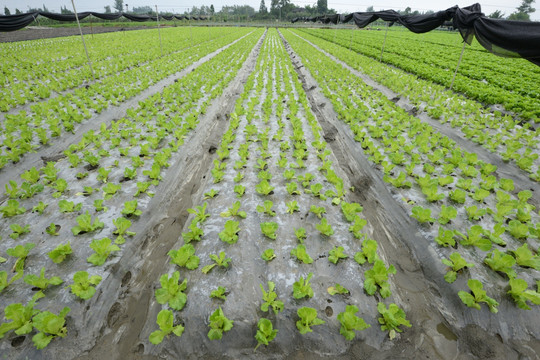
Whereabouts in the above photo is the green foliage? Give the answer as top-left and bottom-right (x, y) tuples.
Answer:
(255, 318), (278, 351)
(290, 244), (313, 264)
(219, 220), (240, 244)
(293, 273), (314, 299)
(48, 243), (72, 264)
(24, 267), (63, 290)
(354, 239), (379, 265)
(456, 225), (492, 251)
(309, 205), (326, 219)
(0, 292), (43, 339)
(31, 307), (71, 349)
(87, 237), (120, 266)
(168, 244), (200, 270)
(327, 283), (349, 295)
(202, 252), (231, 274)
(438, 205), (457, 225)
(32, 201), (48, 215)
(260, 281), (284, 315)
(316, 217), (334, 236)
(0, 199), (26, 217)
(204, 189), (219, 199)
(234, 184), (246, 197)
(507, 220), (529, 240)
(328, 246), (348, 264)
(71, 211), (104, 235)
(411, 206), (434, 223)
(286, 200), (300, 214)
(337, 305), (371, 340)
(207, 307), (233, 340)
(121, 200), (142, 217)
(255, 180), (275, 195)
(441, 253), (474, 283)
(260, 222), (278, 240)
(256, 200), (275, 216)
(58, 199), (82, 213)
(434, 227), (456, 247)
(507, 278), (540, 310)
(512, 243), (540, 270)
(364, 260), (396, 298)
(220, 201), (247, 218)
(458, 279), (499, 313)
(261, 248), (276, 261)
(210, 286), (228, 301)
(70, 271), (102, 300)
(10, 223), (30, 239)
(484, 249), (516, 279)
(102, 182), (121, 200)
(155, 271), (187, 311)
(296, 307), (325, 334)
(182, 221), (203, 243)
(113, 217), (136, 244)
(149, 309), (184, 345)
(377, 303), (411, 340)
(187, 202), (210, 224)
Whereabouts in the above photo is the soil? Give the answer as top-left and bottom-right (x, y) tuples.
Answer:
(0, 26), (151, 43)
(0, 26), (539, 360)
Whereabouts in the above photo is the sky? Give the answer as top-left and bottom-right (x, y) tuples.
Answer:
(2, 0), (539, 21)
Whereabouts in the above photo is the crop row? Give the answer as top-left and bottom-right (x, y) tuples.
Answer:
(302, 28), (540, 120)
(282, 28), (540, 314)
(0, 29), (263, 352)
(293, 29), (540, 181)
(0, 28), (251, 172)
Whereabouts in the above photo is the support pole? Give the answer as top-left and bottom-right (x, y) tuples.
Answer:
(349, 26), (353, 50)
(90, 15), (94, 38)
(156, 5), (163, 57)
(379, 22), (389, 62)
(450, 42), (466, 91)
(189, 15), (193, 46)
(71, 0), (95, 81)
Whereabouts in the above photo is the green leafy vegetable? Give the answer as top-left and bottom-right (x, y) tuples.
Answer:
(327, 283), (349, 295)
(31, 307), (71, 349)
(48, 243), (72, 264)
(168, 244), (200, 270)
(296, 307), (325, 334)
(458, 279), (499, 313)
(441, 253), (474, 283)
(24, 267), (63, 290)
(260, 281), (284, 315)
(255, 318), (278, 351)
(293, 273), (314, 299)
(261, 248), (276, 261)
(155, 271), (187, 311)
(70, 271), (102, 300)
(364, 260), (396, 298)
(290, 244), (313, 264)
(337, 305), (371, 340)
(207, 307), (233, 340)
(71, 211), (104, 235)
(260, 222), (278, 240)
(219, 220), (240, 244)
(149, 309), (184, 345)
(202, 251), (231, 274)
(210, 286), (228, 301)
(377, 302), (411, 340)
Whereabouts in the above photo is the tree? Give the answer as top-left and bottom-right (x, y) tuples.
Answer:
(259, 0), (268, 14)
(366, 6), (375, 12)
(104, 5), (112, 13)
(210, 5), (215, 15)
(404, 7), (411, 15)
(508, 0), (535, 20)
(488, 10), (505, 19)
(113, 0), (124, 13)
(317, 0), (327, 14)
(4, 6), (10, 15)
(60, 5), (73, 14)
(15, 8), (21, 14)
(42, 4), (49, 12)
(270, 0), (279, 17)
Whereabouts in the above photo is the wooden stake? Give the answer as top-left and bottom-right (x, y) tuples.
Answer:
(156, 5), (163, 56)
(450, 42), (466, 91)
(379, 22), (389, 62)
(71, 0), (95, 81)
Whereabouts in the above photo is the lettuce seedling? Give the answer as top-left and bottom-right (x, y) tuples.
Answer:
(316, 218), (334, 237)
(329, 246), (348, 264)
(208, 307), (233, 340)
(512, 244), (540, 270)
(291, 244), (313, 264)
(310, 205), (326, 219)
(59, 200), (82, 213)
(286, 182), (301, 195)
(293, 273), (314, 299)
(455, 225), (491, 251)
(24, 267), (63, 290)
(377, 302), (411, 339)
(338, 305), (371, 340)
(255, 318), (278, 351)
(294, 227), (307, 243)
(0, 291), (43, 339)
(349, 216), (367, 239)
(21, 167), (40, 184)
(123, 167), (137, 180)
(70, 271), (102, 300)
(255, 180), (275, 196)
(219, 220), (240, 244)
(341, 202), (363, 222)
(327, 283), (349, 296)
(48, 243), (72, 264)
(458, 279), (499, 313)
(296, 307), (325, 334)
(465, 205), (487, 221)
(149, 309), (184, 345)
(260, 281), (284, 314)
(210, 286), (228, 300)
(202, 252), (231, 274)
(121, 200), (142, 217)
(32, 201), (48, 215)
(261, 248), (276, 261)
(87, 237), (120, 266)
(411, 206), (434, 224)
(7, 243), (35, 277)
(19, 182), (44, 199)
(113, 217), (136, 244)
(354, 239), (379, 265)
(234, 184), (246, 198)
(204, 189), (219, 199)
(143, 163), (162, 185)
(0, 199), (26, 217)
(441, 253), (474, 283)
(10, 223), (30, 239)
(484, 249), (516, 279)
(221, 201), (247, 218)
(72, 211), (104, 235)
(155, 271), (187, 310)
(182, 221), (203, 243)
(384, 172), (412, 188)
(364, 260), (396, 298)
(286, 200), (300, 214)
(102, 182), (122, 200)
(31, 307), (71, 349)
(449, 189), (467, 204)
(507, 278), (540, 310)
(435, 227), (456, 247)
(507, 220), (529, 240)
(187, 203), (210, 224)
(260, 222), (278, 240)
(168, 244), (200, 270)
(438, 205), (457, 225)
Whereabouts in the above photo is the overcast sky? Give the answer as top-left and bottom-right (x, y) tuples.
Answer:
(2, 0), (539, 20)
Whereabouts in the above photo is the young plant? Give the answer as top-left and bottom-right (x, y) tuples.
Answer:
(293, 272), (314, 299)
(507, 278), (540, 310)
(296, 307), (325, 334)
(219, 220), (240, 244)
(255, 180), (274, 196)
(149, 309), (184, 345)
(291, 244), (313, 264)
(484, 249), (516, 279)
(364, 260), (396, 298)
(155, 271), (187, 310)
(24, 267), (63, 290)
(260, 222), (278, 240)
(0, 199), (26, 217)
(121, 200), (142, 217)
(48, 243), (72, 264)
(329, 246), (348, 264)
(210, 286), (228, 300)
(294, 227), (307, 243)
(71, 211), (104, 235)
(260, 281), (284, 315)
(31, 307), (71, 349)
(113, 217), (136, 244)
(87, 237), (120, 266)
(438, 205), (457, 225)
(207, 307), (234, 340)
(204, 189), (219, 199)
(286, 181), (301, 195)
(220, 201), (247, 218)
(455, 225), (492, 251)
(255, 318), (278, 351)
(441, 253), (474, 283)
(377, 302), (411, 340)
(286, 200), (300, 214)
(411, 206), (434, 224)
(328, 283), (350, 295)
(261, 248), (276, 261)
(10, 223), (30, 239)
(187, 203), (210, 224)
(32, 201), (48, 215)
(168, 244), (200, 270)
(234, 184), (246, 198)
(256, 200), (276, 216)
(70, 271), (102, 300)
(458, 279), (499, 313)
(337, 305), (371, 340)
(354, 239), (379, 265)
(511, 244), (540, 270)
(0, 292), (43, 339)
(309, 205), (326, 219)
(341, 202), (363, 222)
(102, 182), (121, 200)
(316, 218), (334, 237)
(202, 252), (232, 274)
(58, 200), (82, 213)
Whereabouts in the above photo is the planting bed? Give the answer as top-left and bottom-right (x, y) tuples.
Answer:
(0, 26), (539, 360)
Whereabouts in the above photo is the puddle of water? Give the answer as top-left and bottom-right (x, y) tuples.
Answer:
(437, 322), (458, 341)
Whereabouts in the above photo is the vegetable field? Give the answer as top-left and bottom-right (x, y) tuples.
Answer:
(0, 26), (539, 359)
